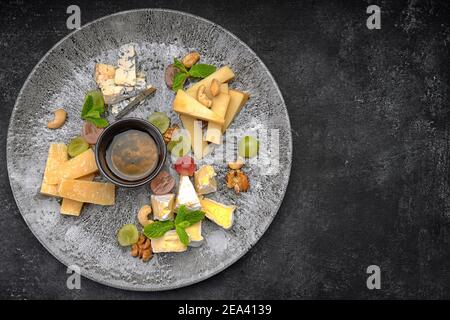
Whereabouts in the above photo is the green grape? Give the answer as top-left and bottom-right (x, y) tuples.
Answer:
(168, 133), (191, 157)
(117, 224), (139, 246)
(148, 112), (170, 134)
(67, 136), (89, 158)
(238, 136), (259, 158)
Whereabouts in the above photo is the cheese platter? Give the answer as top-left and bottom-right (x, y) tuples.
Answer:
(6, 9), (292, 291)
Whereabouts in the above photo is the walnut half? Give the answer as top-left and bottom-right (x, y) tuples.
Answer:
(226, 169), (250, 193)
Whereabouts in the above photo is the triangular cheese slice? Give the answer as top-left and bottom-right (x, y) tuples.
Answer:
(173, 90), (224, 124)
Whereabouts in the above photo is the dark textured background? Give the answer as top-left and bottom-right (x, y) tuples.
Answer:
(1, 0), (450, 299)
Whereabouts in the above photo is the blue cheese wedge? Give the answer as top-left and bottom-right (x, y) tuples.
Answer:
(151, 194), (175, 221)
(185, 221), (204, 247)
(175, 176), (201, 210)
(194, 165), (217, 195)
(200, 198), (236, 229)
(110, 74), (148, 114)
(114, 44), (136, 86)
(151, 230), (187, 253)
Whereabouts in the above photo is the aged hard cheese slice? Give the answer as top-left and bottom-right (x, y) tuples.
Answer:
(185, 221), (204, 247)
(200, 198), (236, 230)
(186, 66), (235, 98)
(179, 115), (210, 160)
(173, 90), (224, 124)
(42, 143), (68, 186)
(223, 89), (249, 132)
(58, 179), (115, 205)
(60, 174), (96, 216)
(151, 230), (187, 253)
(205, 92), (230, 144)
(48, 148), (98, 185)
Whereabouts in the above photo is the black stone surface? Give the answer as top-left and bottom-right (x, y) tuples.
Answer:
(1, 0), (450, 299)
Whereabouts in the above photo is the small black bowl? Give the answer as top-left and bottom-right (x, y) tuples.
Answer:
(95, 118), (167, 188)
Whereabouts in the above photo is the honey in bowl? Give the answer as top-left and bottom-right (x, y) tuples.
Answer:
(106, 129), (159, 181)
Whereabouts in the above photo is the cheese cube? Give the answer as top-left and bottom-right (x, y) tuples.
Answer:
(200, 198), (236, 229)
(151, 230), (187, 253)
(151, 194), (175, 221)
(95, 63), (116, 84)
(179, 115), (210, 160)
(194, 165), (217, 195)
(58, 179), (115, 205)
(185, 222), (204, 247)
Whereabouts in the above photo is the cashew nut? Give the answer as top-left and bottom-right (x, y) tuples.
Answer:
(210, 79), (220, 97)
(182, 52), (200, 68)
(197, 85), (212, 107)
(228, 157), (245, 170)
(47, 109), (67, 129)
(137, 205), (153, 227)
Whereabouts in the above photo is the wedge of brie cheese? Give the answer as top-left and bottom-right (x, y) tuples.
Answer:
(151, 230), (188, 253)
(200, 198), (236, 229)
(175, 176), (201, 210)
(194, 165), (217, 195)
(114, 44), (136, 86)
(185, 221), (204, 247)
(151, 194), (175, 221)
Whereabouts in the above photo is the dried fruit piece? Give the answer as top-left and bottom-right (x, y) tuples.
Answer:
(150, 171), (175, 195)
(82, 121), (104, 145)
(165, 64), (177, 88)
(174, 155), (196, 176)
(226, 170), (250, 193)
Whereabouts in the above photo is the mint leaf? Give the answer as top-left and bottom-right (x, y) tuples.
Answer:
(184, 210), (205, 225)
(176, 226), (189, 246)
(144, 221), (175, 238)
(87, 90), (105, 113)
(81, 95), (93, 118)
(172, 72), (188, 91)
(188, 64), (216, 78)
(173, 58), (188, 74)
(177, 221), (190, 229)
(84, 117), (109, 128)
(175, 205), (187, 225)
(84, 110), (101, 119)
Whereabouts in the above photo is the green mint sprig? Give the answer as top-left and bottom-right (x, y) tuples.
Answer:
(81, 90), (109, 128)
(171, 58), (216, 92)
(143, 205), (205, 245)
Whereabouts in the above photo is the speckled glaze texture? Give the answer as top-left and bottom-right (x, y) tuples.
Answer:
(6, 9), (292, 291)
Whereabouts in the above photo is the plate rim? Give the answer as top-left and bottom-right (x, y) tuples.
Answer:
(6, 8), (293, 292)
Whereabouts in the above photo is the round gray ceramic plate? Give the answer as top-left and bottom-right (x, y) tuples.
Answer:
(7, 9), (292, 291)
